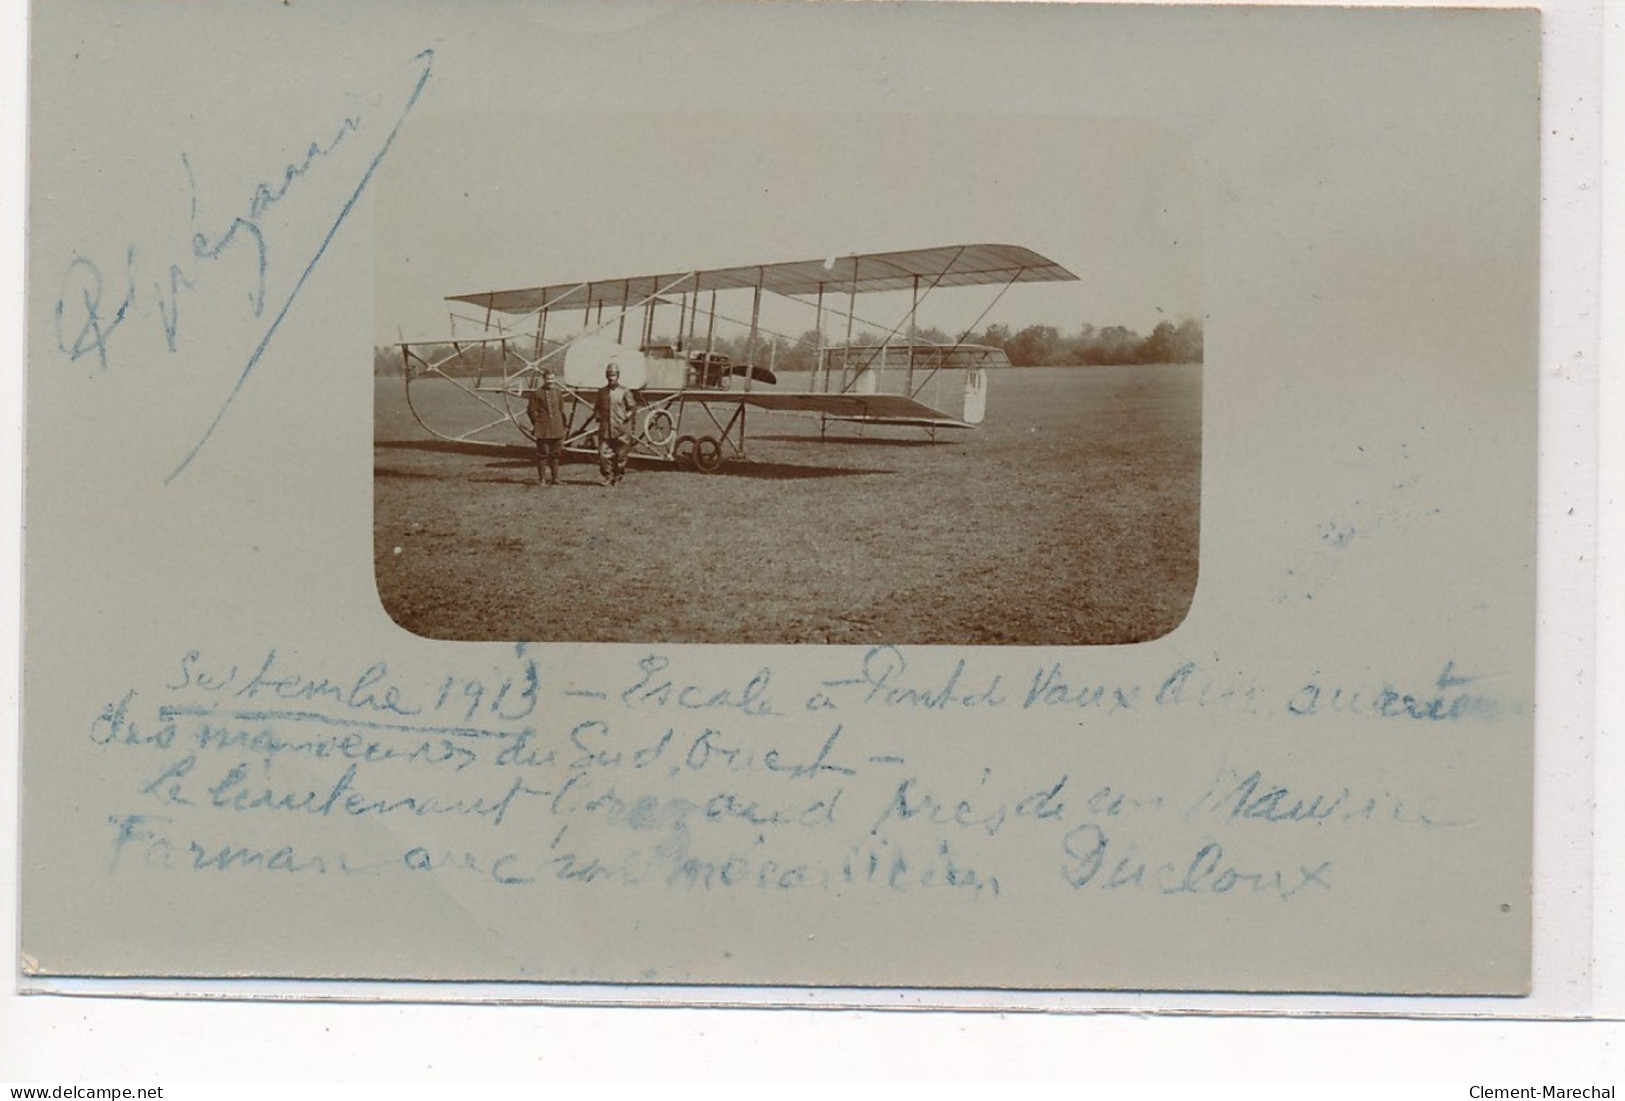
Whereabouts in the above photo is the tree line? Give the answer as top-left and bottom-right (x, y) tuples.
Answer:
(715, 317), (1203, 370)
(966, 318), (1203, 366)
(742, 318), (1203, 369)
(373, 316), (1203, 376)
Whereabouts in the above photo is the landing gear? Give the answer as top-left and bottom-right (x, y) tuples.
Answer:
(673, 434), (697, 466)
(642, 407), (677, 449)
(692, 436), (724, 473)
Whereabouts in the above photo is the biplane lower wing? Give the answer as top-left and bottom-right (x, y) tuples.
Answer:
(673, 390), (974, 430)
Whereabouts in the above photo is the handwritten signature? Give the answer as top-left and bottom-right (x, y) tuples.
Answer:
(52, 48), (435, 483)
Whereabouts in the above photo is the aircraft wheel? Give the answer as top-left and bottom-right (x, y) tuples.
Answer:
(673, 434), (697, 467)
(643, 408), (677, 449)
(692, 436), (724, 473)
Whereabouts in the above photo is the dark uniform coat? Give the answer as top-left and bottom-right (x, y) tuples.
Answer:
(527, 385), (567, 440)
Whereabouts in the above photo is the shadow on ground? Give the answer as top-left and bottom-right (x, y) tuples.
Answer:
(377, 440), (895, 480)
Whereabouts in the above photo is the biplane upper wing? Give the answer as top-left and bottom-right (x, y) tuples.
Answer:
(446, 243), (1078, 315)
(679, 391), (974, 430)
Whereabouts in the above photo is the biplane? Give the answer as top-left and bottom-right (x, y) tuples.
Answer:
(395, 243), (1078, 472)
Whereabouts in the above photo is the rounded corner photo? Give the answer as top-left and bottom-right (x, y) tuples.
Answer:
(373, 114), (1203, 646)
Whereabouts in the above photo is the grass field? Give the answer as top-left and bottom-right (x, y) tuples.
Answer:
(374, 365), (1202, 644)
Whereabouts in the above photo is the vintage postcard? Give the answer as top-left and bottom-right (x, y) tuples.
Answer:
(22, 0), (1538, 994)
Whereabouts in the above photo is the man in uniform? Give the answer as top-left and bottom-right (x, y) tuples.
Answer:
(594, 363), (637, 485)
(525, 367), (567, 486)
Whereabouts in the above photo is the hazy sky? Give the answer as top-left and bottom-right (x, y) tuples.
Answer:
(374, 110), (1203, 345)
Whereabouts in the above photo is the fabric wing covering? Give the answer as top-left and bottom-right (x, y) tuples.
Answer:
(446, 243), (1078, 315)
(678, 390), (977, 429)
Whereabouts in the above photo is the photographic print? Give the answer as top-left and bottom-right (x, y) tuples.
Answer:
(373, 114), (1204, 645)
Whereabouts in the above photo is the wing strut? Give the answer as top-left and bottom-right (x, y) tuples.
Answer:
(837, 245), (970, 393)
(907, 267), (1028, 401)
